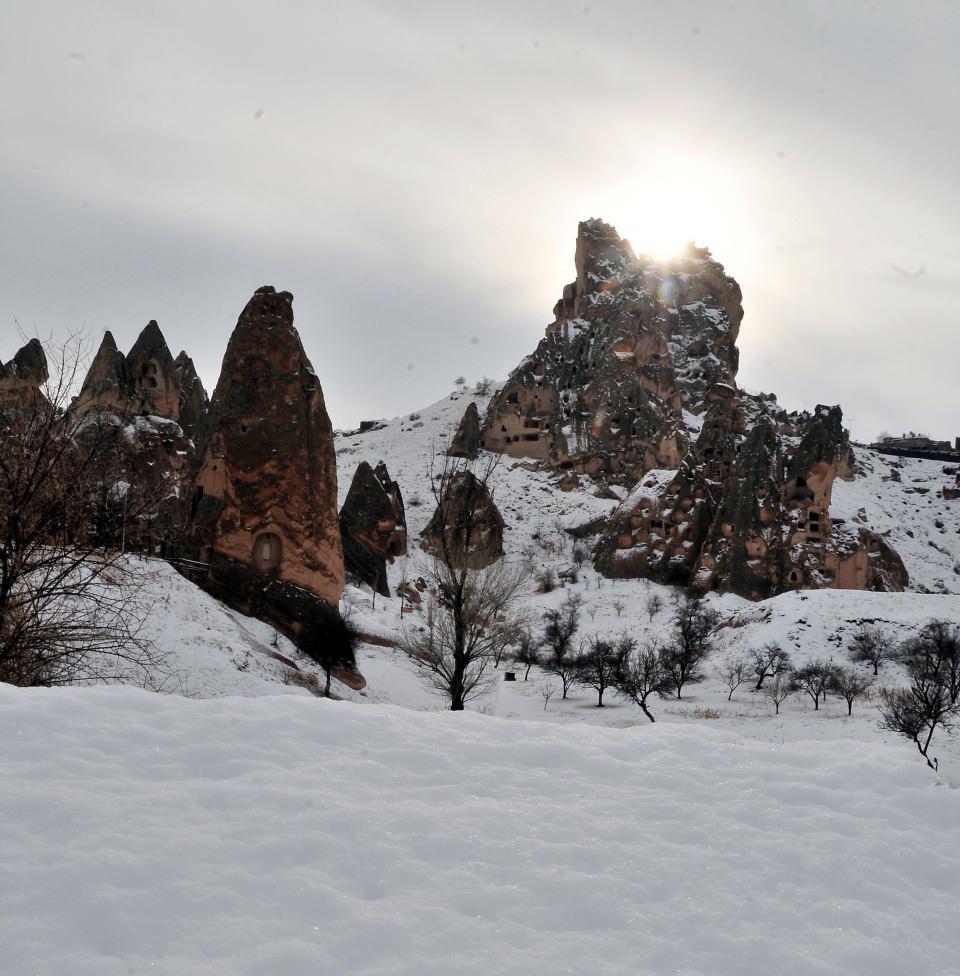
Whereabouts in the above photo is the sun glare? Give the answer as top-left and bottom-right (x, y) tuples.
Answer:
(592, 153), (753, 265)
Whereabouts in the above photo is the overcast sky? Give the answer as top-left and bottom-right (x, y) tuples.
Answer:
(1, 1), (957, 441)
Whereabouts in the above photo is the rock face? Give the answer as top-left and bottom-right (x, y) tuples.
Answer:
(597, 404), (907, 599)
(72, 323), (206, 543)
(945, 470), (960, 502)
(74, 322), (195, 424)
(447, 401), (481, 459)
(172, 351), (210, 441)
(339, 461), (407, 596)
(193, 286), (344, 614)
(421, 470), (504, 569)
(0, 339), (48, 408)
(481, 219), (743, 485)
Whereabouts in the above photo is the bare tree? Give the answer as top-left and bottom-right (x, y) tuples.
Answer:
(0, 334), (162, 687)
(577, 634), (630, 707)
(750, 643), (792, 690)
(645, 592), (664, 622)
(719, 659), (748, 701)
(849, 624), (891, 675)
(540, 682), (557, 711)
(900, 621), (960, 706)
(399, 453), (525, 710)
(615, 642), (671, 722)
(453, 376), (467, 392)
(880, 620), (960, 770)
(540, 593), (583, 699)
(764, 673), (793, 715)
(658, 594), (717, 699)
(831, 665), (872, 716)
(514, 627), (539, 680)
(612, 599), (625, 618)
(791, 660), (839, 711)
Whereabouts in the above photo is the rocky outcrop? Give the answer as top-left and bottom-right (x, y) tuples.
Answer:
(173, 351), (209, 441)
(481, 219), (743, 485)
(944, 469), (960, 502)
(74, 322), (208, 434)
(447, 401), (481, 459)
(193, 286), (344, 614)
(421, 470), (504, 569)
(598, 403), (905, 599)
(0, 339), (48, 408)
(339, 461), (407, 596)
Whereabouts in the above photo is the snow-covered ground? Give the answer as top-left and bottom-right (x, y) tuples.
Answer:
(3, 684), (959, 976)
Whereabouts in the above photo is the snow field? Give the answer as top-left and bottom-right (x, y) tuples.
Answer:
(1, 684), (958, 975)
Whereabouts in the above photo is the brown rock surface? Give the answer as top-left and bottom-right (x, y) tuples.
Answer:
(0, 339), (48, 408)
(421, 469), (505, 569)
(598, 402), (907, 599)
(447, 401), (481, 459)
(193, 286), (344, 608)
(339, 460), (407, 596)
(481, 219), (743, 485)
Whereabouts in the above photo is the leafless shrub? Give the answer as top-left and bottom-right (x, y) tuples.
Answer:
(764, 673), (793, 715)
(719, 659), (748, 701)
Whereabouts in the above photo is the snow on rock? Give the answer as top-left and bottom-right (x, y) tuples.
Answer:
(1, 684), (959, 976)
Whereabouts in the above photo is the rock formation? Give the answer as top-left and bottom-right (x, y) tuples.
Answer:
(447, 401), (481, 459)
(193, 286), (345, 621)
(0, 339), (48, 408)
(73, 322), (208, 437)
(944, 469), (960, 502)
(481, 219), (743, 485)
(597, 404), (907, 599)
(173, 351), (209, 441)
(421, 469), (504, 569)
(339, 460), (407, 596)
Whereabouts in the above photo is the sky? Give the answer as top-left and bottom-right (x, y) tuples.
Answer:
(1, 0), (957, 442)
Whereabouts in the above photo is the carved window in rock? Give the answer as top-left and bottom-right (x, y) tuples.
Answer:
(253, 531), (282, 573)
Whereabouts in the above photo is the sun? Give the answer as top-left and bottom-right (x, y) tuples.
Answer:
(591, 152), (753, 264)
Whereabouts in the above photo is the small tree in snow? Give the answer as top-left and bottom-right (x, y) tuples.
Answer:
(791, 660), (839, 711)
(615, 642), (671, 722)
(849, 624), (891, 675)
(645, 592), (664, 622)
(540, 593), (582, 699)
(764, 673), (793, 715)
(831, 665), (872, 716)
(880, 620), (960, 770)
(453, 376), (467, 392)
(514, 628), (539, 680)
(612, 599), (625, 618)
(719, 659), (748, 701)
(750, 643), (792, 690)
(658, 595), (717, 699)
(577, 635), (631, 707)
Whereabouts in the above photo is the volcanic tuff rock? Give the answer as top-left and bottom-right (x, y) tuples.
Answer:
(597, 403), (907, 599)
(421, 469), (505, 569)
(172, 351), (210, 441)
(0, 339), (47, 408)
(193, 286), (344, 612)
(74, 322), (199, 425)
(447, 401), (481, 460)
(481, 219), (743, 485)
(339, 460), (408, 597)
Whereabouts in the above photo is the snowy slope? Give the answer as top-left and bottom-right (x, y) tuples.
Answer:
(3, 684), (959, 976)
(336, 393), (960, 597)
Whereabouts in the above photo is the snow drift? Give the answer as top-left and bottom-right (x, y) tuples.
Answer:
(1, 684), (958, 975)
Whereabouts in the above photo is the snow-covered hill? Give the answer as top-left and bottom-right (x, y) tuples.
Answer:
(335, 390), (960, 595)
(3, 684), (959, 976)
